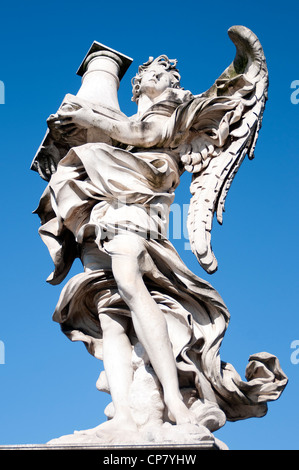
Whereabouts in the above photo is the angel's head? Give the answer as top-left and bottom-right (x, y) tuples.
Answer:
(131, 55), (181, 103)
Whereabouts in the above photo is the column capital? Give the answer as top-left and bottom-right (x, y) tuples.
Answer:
(77, 41), (133, 80)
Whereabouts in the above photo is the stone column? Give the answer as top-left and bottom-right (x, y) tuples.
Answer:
(76, 42), (133, 110)
(31, 42), (133, 180)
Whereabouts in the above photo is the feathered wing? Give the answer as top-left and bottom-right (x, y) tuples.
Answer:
(180, 25), (268, 274)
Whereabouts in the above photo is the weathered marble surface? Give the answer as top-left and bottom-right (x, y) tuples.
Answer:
(32, 26), (287, 448)
(47, 341), (227, 448)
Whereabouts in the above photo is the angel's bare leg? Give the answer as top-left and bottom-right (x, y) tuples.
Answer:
(76, 312), (137, 436)
(105, 233), (194, 425)
(80, 242), (137, 433)
(98, 312), (137, 432)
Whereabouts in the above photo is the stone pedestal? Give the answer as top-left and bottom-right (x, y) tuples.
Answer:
(0, 441), (227, 451)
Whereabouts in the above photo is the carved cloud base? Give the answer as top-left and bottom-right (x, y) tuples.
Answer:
(47, 342), (228, 450)
(47, 422), (227, 450)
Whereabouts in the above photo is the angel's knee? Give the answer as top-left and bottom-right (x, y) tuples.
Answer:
(104, 233), (145, 258)
(104, 234), (152, 303)
(113, 259), (142, 303)
(99, 312), (129, 338)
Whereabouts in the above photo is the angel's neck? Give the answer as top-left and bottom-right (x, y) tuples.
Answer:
(136, 93), (159, 117)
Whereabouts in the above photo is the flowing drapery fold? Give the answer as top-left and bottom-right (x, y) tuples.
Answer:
(35, 91), (287, 423)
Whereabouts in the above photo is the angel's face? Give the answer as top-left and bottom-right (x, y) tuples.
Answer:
(139, 65), (172, 99)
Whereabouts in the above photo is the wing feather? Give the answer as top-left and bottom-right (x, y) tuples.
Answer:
(185, 26), (268, 273)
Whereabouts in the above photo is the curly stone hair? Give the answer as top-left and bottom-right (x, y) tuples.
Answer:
(131, 55), (181, 103)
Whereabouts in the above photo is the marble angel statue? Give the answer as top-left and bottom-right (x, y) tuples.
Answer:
(32, 26), (287, 446)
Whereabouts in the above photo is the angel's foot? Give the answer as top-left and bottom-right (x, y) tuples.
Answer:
(166, 396), (197, 425)
(74, 414), (138, 437)
(73, 424), (103, 436)
(95, 415), (138, 438)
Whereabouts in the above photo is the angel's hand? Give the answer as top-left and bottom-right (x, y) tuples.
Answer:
(36, 154), (57, 181)
(47, 106), (96, 136)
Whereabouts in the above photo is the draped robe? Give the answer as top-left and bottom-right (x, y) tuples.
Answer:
(34, 88), (287, 422)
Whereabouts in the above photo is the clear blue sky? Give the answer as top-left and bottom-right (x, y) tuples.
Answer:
(0, 0), (298, 450)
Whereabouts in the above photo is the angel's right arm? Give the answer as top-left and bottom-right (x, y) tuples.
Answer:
(48, 107), (167, 148)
